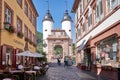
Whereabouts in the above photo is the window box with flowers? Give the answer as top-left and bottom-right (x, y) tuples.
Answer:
(25, 37), (29, 42)
(4, 22), (14, 33)
(17, 32), (23, 38)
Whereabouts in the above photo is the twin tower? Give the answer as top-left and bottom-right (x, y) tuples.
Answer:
(42, 9), (72, 41)
(42, 8), (72, 59)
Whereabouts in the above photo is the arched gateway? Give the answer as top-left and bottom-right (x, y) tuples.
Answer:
(42, 6), (72, 62)
(44, 29), (72, 62)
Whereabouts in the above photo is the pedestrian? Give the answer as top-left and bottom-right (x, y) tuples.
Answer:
(57, 58), (61, 66)
(64, 56), (68, 67)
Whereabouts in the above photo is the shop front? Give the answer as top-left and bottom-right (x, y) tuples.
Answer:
(0, 45), (15, 69)
(91, 23), (120, 80)
(96, 35), (119, 68)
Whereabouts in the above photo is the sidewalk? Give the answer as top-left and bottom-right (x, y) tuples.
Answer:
(76, 67), (107, 80)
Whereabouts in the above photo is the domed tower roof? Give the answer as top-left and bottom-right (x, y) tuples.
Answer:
(42, 10), (54, 22)
(62, 10), (72, 22)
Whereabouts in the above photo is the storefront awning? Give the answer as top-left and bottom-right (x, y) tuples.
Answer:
(78, 38), (90, 51)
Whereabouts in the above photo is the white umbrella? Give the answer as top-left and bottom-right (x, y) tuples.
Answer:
(32, 52), (44, 58)
(16, 50), (33, 57)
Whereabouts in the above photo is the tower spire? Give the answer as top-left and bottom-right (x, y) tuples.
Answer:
(46, 0), (49, 11)
(65, 0), (68, 13)
(42, 0), (54, 22)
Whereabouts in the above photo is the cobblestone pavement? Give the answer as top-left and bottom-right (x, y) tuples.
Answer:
(36, 62), (100, 80)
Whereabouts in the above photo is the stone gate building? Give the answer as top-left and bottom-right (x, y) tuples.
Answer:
(42, 8), (73, 62)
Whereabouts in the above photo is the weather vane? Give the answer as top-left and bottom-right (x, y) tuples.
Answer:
(46, 0), (49, 10)
(65, 0), (68, 11)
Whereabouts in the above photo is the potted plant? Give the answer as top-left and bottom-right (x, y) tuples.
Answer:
(17, 31), (23, 38)
(4, 22), (14, 33)
(25, 37), (29, 42)
(9, 25), (14, 33)
(4, 22), (10, 29)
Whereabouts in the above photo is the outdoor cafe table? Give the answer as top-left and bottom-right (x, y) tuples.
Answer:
(10, 70), (24, 80)
(10, 70), (22, 74)
(25, 70), (36, 75)
(25, 70), (36, 80)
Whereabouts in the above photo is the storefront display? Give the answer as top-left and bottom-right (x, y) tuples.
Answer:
(96, 35), (119, 68)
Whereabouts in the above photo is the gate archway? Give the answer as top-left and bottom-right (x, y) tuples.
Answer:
(54, 45), (63, 58)
(43, 30), (72, 62)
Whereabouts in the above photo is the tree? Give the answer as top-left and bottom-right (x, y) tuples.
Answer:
(72, 43), (75, 55)
(36, 31), (43, 52)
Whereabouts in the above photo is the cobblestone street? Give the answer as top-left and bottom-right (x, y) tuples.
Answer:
(36, 62), (99, 80)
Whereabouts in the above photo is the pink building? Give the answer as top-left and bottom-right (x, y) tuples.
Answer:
(72, 0), (120, 80)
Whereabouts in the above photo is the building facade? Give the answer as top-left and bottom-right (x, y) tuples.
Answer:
(0, 0), (38, 69)
(72, 0), (120, 79)
(42, 9), (73, 62)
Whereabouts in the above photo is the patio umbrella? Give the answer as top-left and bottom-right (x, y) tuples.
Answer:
(32, 52), (44, 58)
(16, 50), (33, 57)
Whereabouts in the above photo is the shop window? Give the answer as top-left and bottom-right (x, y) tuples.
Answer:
(96, 35), (119, 68)
(16, 50), (22, 65)
(6, 48), (12, 66)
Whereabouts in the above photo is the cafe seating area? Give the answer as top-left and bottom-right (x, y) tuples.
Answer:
(0, 62), (49, 80)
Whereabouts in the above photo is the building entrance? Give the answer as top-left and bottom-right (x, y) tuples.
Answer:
(43, 30), (72, 62)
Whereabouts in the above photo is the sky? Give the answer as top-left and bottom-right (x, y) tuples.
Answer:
(32, 0), (75, 42)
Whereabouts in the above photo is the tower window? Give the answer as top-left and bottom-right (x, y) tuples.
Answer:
(69, 30), (71, 32)
(45, 29), (47, 31)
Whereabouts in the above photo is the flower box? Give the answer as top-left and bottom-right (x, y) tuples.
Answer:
(25, 37), (29, 42)
(17, 32), (23, 38)
(4, 22), (10, 29)
(4, 22), (14, 33)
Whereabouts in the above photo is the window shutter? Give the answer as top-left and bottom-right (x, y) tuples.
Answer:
(2, 46), (6, 65)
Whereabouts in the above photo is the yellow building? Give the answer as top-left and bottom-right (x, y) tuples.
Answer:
(0, 0), (38, 69)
